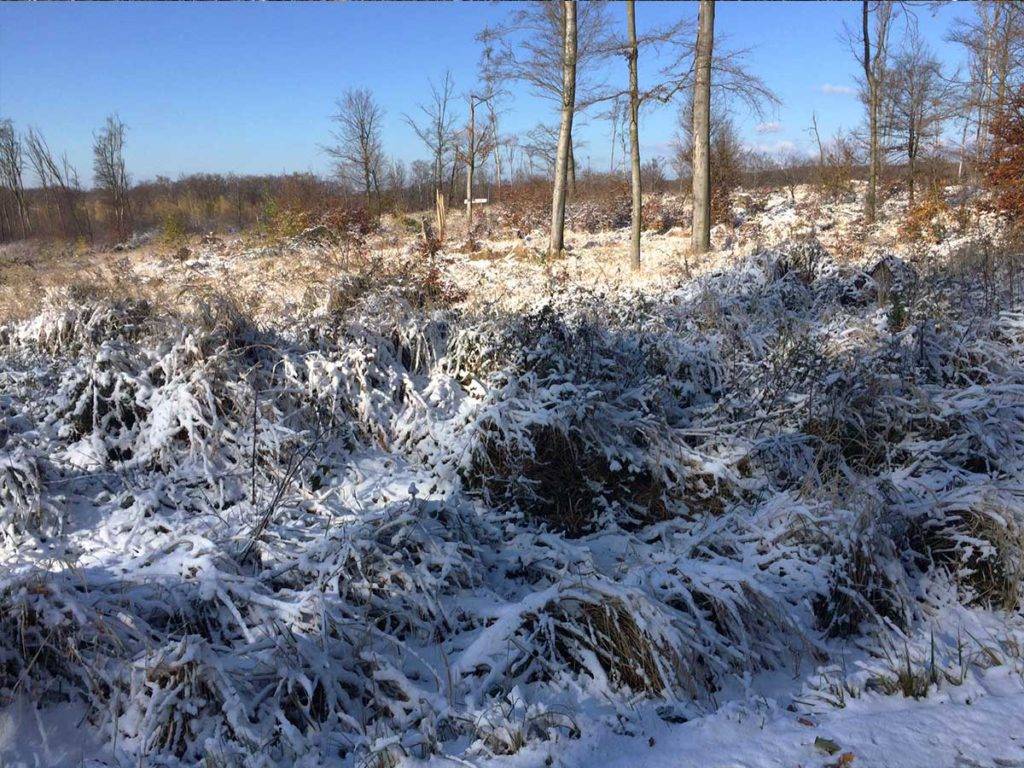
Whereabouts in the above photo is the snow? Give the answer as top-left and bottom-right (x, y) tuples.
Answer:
(537, 683), (1024, 768)
(0, 185), (1022, 767)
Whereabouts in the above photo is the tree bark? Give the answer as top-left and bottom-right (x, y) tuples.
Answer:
(907, 123), (917, 205)
(860, 0), (892, 224)
(691, 0), (714, 255)
(363, 168), (373, 214)
(627, 0), (642, 271)
(548, 0), (577, 259)
(466, 95), (476, 229)
(492, 108), (503, 202)
(568, 140), (577, 196)
(862, 1), (877, 223)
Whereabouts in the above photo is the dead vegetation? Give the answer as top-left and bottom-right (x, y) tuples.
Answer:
(1, 183), (1023, 765)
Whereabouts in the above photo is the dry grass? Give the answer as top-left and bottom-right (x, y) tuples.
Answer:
(0, 185), (990, 328)
(0, 234), (377, 325)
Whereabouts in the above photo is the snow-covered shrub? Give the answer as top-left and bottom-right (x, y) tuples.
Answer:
(906, 486), (1024, 611)
(3, 228), (1024, 764)
(800, 610), (1024, 709)
(641, 195), (687, 233)
(0, 446), (55, 541)
(456, 581), (685, 699)
(6, 294), (153, 355)
(814, 505), (913, 638)
(117, 636), (257, 763)
(567, 197), (631, 233)
(468, 695), (578, 757)
(446, 299), (722, 535)
(56, 342), (145, 464)
(898, 188), (950, 244)
(283, 498), (487, 640)
(0, 573), (128, 702)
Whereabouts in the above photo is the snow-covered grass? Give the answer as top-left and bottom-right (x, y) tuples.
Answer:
(1, 186), (1024, 767)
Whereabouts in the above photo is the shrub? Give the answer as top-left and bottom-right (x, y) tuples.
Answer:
(982, 88), (1024, 224)
(898, 186), (949, 244)
(813, 134), (857, 200)
(260, 198), (310, 243)
(319, 203), (377, 240)
(160, 210), (188, 247)
(0, 446), (59, 542)
(814, 509), (911, 638)
(907, 489), (1024, 611)
(493, 181), (551, 237)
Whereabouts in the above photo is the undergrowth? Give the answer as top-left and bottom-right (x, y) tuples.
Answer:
(1, 234), (1023, 765)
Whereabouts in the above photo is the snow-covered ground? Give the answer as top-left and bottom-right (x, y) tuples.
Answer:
(1, 186), (1023, 767)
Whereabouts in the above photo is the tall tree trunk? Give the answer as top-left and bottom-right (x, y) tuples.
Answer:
(549, 0), (577, 258)
(493, 142), (502, 202)
(372, 170), (382, 221)
(691, 0), (714, 255)
(609, 105), (618, 174)
(466, 96), (476, 230)
(627, 0), (642, 271)
(957, 114), (970, 183)
(489, 106), (502, 202)
(0, 198), (11, 243)
(975, 2), (997, 162)
(17, 193), (29, 238)
(862, 0), (878, 224)
(907, 124), (916, 205)
(568, 140), (577, 196)
(868, 86), (879, 222)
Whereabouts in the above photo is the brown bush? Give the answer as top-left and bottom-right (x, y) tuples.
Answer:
(641, 196), (686, 233)
(319, 204), (378, 240)
(260, 200), (311, 243)
(898, 186), (949, 244)
(492, 181), (550, 237)
(813, 135), (857, 201)
(983, 89), (1024, 225)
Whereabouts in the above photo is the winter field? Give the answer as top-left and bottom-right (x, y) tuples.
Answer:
(1, 185), (1024, 767)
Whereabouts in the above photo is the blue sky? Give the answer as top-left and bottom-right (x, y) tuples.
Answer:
(0, 1), (972, 185)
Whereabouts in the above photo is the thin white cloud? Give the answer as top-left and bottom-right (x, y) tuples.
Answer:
(819, 83), (856, 95)
(755, 121), (783, 134)
(747, 140), (799, 155)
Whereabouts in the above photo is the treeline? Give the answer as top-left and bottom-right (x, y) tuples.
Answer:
(2, 1), (1022, 255)
(0, 107), (961, 247)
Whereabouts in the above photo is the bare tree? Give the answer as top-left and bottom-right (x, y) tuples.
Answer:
(93, 114), (132, 241)
(409, 159), (433, 209)
(0, 120), (29, 240)
(847, 1), (897, 223)
(549, 1), (577, 258)
(522, 123), (560, 177)
(627, 0), (774, 255)
(25, 127), (90, 240)
(503, 135), (520, 184)
(678, 95), (744, 227)
(949, 2), (1024, 177)
(325, 88), (386, 216)
(887, 31), (951, 203)
(779, 149), (811, 202)
(691, 0), (715, 255)
(479, 1), (611, 198)
(607, 97), (624, 175)
(476, 50), (512, 201)
(627, 0), (642, 270)
(460, 91), (496, 232)
(484, 99), (504, 197)
(384, 158), (408, 212)
(404, 71), (459, 195)
(808, 113), (859, 199)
